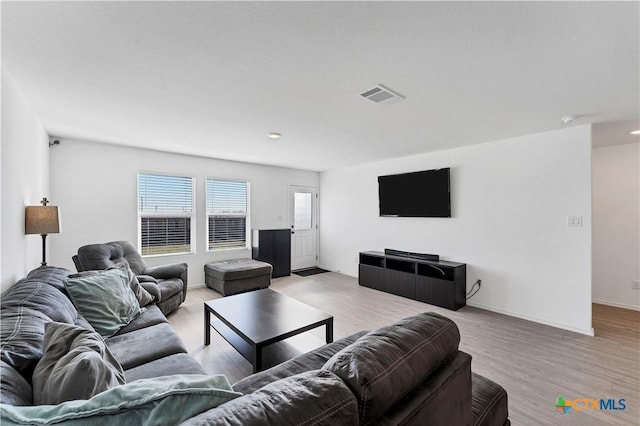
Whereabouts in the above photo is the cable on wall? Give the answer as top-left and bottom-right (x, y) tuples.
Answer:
(466, 279), (482, 300)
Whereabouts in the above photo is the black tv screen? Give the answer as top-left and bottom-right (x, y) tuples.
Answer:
(378, 168), (451, 217)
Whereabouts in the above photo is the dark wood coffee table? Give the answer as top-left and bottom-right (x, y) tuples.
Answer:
(204, 289), (333, 373)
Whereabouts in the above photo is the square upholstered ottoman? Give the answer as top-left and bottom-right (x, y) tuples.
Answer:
(204, 259), (272, 296)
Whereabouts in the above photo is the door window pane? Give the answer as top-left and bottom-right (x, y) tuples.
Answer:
(294, 192), (312, 230)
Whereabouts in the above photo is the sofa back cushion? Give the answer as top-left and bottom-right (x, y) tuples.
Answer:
(322, 312), (460, 425)
(76, 241), (146, 275)
(0, 267), (77, 376)
(182, 370), (359, 426)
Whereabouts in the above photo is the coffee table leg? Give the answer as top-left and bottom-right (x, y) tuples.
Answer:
(326, 318), (334, 343)
(204, 305), (211, 346)
(253, 345), (262, 373)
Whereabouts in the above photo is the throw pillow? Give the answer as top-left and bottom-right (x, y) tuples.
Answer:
(1, 375), (241, 426)
(71, 263), (156, 307)
(64, 267), (141, 337)
(111, 263), (155, 306)
(32, 322), (125, 405)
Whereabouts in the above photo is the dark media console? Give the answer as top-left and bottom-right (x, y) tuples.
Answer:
(359, 250), (466, 310)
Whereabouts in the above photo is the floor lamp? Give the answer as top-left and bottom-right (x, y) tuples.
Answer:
(25, 197), (60, 266)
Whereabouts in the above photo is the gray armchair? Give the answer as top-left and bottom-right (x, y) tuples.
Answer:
(72, 241), (187, 315)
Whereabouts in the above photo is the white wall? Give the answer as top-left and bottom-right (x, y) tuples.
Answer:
(592, 143), (640, 310)
(1, 66), (51, 292)
(49, 138), (318, 285)
(320, 125), (593, 335)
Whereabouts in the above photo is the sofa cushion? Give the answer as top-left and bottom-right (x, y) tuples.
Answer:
(1, 267), (77, 375)
(233, 331), (368, 394)
(125, 353), (207, 382)
(106, 322), (187, 369)
(64, 267), (141, 337)
(182, 370), (359, 426)
(32, 322), (125, 405)
(0, 361), (32, 406)
(113, 305), (167, 336)
(1, 375), (240, 426)
(322, 312), (460, 425)
(472, 372), (509, 426)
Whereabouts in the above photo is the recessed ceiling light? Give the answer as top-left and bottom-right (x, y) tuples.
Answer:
(561, 115), (581, 125)
(631, 130), (640, 135)
(268, 132), (282, 139)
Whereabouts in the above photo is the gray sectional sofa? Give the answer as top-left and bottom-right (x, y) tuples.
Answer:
(1, 266), (509, 425)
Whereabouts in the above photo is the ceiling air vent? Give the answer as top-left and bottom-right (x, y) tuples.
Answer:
(360, 84), (405, 105)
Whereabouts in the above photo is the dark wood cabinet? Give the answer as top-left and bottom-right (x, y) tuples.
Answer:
(358, 264), (385, 292)
(359, 251), (466, 310)
(252, 229), (291, 278)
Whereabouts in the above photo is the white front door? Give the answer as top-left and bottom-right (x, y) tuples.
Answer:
(290, 185), (318, 271)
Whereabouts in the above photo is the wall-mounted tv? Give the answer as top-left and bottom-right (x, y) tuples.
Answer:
(378, 168), (451, 218)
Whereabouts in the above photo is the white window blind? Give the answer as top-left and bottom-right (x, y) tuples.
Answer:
(138, 173), (194, 255)
(206, 179), (248, 250)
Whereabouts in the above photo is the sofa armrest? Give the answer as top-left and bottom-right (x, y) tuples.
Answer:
(144, 263), (188, 302)
(144, 263), (187, 280)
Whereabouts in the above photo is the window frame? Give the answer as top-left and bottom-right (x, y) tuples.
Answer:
(205, 177), (251, 252)
(137, 171), (196, 257)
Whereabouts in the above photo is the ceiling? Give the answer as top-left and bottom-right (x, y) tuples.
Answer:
(2, 1), (638, 171)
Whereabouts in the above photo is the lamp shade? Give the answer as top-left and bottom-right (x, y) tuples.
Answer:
(25, 206), (60, 235)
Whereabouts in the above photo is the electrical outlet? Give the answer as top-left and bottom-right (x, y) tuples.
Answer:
(567, 216), (583, 227)
(632, 280), (640, 290)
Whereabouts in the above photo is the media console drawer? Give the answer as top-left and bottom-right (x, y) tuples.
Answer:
(358, 251), (466, 310)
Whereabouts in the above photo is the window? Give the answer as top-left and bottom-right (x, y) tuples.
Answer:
(138, 173), (194, 256)
(206, 179), (249, 251)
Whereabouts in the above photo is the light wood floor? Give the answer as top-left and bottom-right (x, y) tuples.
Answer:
(168, 272), (640, 426)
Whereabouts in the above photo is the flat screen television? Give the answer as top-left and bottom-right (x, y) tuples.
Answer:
(378, 168), (451, 217)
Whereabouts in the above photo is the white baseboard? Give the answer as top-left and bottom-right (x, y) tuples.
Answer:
(466, 301), (595, 336)
(592, 298), (640, 312)
(318, 265), (340, 273)
(189, 283), (206, 289)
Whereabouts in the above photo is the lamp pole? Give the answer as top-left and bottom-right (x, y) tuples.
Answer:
(39, 197), (49, 266)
